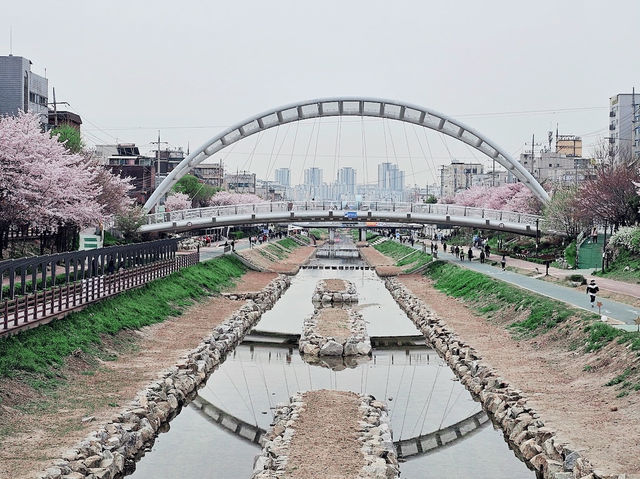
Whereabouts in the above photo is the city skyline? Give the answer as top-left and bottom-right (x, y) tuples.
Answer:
(2, 1), (638, 187)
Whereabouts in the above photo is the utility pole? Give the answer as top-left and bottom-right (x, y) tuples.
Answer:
(492, 158), (495, 187)
(150, 130), (168, 189)
(47, 88), (69, 129)
(531, 133), (535, 175)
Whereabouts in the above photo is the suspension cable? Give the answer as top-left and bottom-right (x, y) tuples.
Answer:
(238, 356), (259, 427)
(413, 362), (443, 437)
(399, 364), (417, 440)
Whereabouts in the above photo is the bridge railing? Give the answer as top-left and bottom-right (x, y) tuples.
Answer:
(147, 201), (543, 227)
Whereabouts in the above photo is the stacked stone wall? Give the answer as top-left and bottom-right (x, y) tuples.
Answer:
(36, 276), (290, 479)
(251, 391), (399, 479)
(299, 308), (372, 357)
(385, 277), (623, 479)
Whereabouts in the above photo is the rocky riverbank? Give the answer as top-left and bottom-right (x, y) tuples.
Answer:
(299, 307), (371, 357)
(34, 275), (290, 479)
(386, 277), (625, 479)
(251, 389), (399, 479)
(312, 278), (358, 304)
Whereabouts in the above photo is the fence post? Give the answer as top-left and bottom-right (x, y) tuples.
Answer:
(3, 300), (8, 330)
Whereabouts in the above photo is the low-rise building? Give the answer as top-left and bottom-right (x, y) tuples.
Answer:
(0, 55), (48, 125)
(95, 143), (156, 203)
(439, 161), (484, 198)
(194, 162), (224, 187)
(224, 171), (256, 194)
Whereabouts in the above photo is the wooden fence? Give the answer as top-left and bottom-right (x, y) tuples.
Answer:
(1, 252), (199, 337)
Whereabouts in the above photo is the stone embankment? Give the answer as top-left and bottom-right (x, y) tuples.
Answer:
(312, 278), (358, 304)
(299, 308), (371, 357)
(36, 275), (290, 479)
(251, 390), (399, 479)
(385, 277), (625, 479)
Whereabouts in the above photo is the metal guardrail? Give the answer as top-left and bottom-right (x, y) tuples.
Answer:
(1, 252), (199, 337)
(0, 238), (179, 301)
(148, 201), (543, 228)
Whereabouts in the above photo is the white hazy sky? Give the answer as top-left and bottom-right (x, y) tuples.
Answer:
(2, 0), (638, 186)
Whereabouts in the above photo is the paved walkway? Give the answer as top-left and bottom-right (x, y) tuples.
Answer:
(418, 244), (640, 329)
(489, 254), (640, 299)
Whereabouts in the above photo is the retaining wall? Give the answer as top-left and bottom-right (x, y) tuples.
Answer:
(385, 277), (624, 479)
(36, 275), (290, 479)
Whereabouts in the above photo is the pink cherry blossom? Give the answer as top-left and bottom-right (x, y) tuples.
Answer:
(164, 192), (192, 211)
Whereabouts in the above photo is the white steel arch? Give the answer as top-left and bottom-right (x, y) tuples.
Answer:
(144, 97), (549, 211)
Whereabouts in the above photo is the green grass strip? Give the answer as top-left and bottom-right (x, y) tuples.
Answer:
(373, 240), (432, 273)
(422, 261), (596, 335)
(0, 256), (246, 378)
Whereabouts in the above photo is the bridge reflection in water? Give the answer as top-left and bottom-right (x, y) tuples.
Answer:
(127, 254), (534, 479)
(191, 339), (490, 460)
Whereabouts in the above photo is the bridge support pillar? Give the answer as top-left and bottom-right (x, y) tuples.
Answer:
(359, 228), (367, 242)
(328, 228), (335, 244)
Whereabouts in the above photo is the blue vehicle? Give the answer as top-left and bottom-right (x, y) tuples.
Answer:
(344, 211), (358, 220)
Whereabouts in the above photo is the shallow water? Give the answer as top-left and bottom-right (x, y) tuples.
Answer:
(127, 236), (534, 478)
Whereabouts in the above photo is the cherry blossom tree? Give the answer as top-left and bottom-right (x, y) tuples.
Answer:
(207, 191), (266, 206)
(446, 183), (541, 214)
(574, 162), (640, 227)
(164, 192), (192, 211)
(0, 112), (117, 255)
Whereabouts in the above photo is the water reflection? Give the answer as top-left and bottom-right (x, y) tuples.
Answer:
(127, 232), (534, 479)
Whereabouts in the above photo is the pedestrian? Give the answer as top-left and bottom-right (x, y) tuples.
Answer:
(459, 249), (465, 261)
(467, 247), (473, 261)
(479, 250), (485, 264)
(249, 236), (253, 248)
(430, 243), (434, 253)
(231, 239), (235, 251)
(454, 246), (460, 257)
(586, 280), (599, 308)
(501, 254), (506, 271)
(485, 243), (491, 258)
(443, 242), (447, 253)
(591, 226), (598, 244)
(434, 243), (438, 254)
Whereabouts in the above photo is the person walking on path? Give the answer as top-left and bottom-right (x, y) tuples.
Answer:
(443, 242), (447, 253)
(467, 247), (473, 261)
(454, 246), (460, 257)
(485, 243), (491, 258)
(501, 254), (506, 271)
(459, 249), (465, 261)
(586, 279), (600, 308)
(479, 250), (485, 264)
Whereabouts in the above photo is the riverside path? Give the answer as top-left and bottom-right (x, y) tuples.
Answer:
(413, 244), (640, 329)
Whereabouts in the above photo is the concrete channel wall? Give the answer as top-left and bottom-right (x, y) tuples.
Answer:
(36, 275), (290, 479)
(385, 277), (624, 479)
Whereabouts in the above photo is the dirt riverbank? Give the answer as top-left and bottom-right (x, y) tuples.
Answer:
(239, 245), (317, 274)
(399, 274), (640, 476)
(0, 272), (276, 479)
(358, 246), (401, 276)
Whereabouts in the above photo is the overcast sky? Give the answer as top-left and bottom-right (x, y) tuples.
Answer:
(2, 0), (638, 186)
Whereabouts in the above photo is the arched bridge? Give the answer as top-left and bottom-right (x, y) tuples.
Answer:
(141, 201), (547, 236)
(143, 96), (550, 212)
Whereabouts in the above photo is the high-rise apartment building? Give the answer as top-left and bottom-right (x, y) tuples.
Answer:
(0, 55), (49, 125)
(274, 168), (291, 187)
(304, 167), (323, 187)
(337, 167), (356, 196)
(609, 92), (638, 163)
(377, 162), (404, 191)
